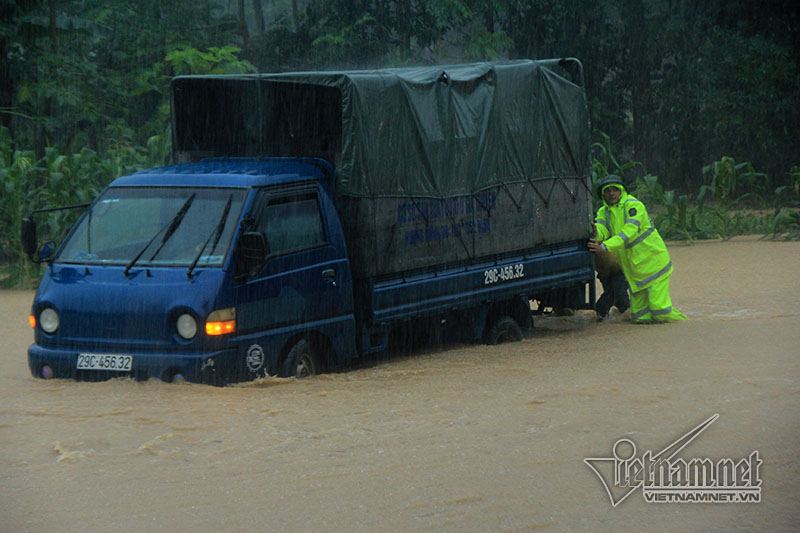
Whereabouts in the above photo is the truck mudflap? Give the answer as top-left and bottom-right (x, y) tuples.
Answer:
(28, 344), (242, 386)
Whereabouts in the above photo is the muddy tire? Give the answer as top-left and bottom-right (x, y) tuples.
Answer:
(484, 315), (523, 345)
(280, 339), (321, 378)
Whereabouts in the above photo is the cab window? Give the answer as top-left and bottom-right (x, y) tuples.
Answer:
(258, 193), (325, 255)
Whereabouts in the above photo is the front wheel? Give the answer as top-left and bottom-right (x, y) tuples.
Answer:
(280, 339), (322, 378)
(484, 315), (523, 345)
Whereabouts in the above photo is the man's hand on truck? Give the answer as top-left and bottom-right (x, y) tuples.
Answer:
(588, 238), (605, 253)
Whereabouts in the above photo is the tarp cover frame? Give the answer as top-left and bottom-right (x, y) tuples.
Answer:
(171, 58), (591, 200)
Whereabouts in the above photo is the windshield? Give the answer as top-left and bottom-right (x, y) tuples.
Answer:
(57, 187), (247, 267)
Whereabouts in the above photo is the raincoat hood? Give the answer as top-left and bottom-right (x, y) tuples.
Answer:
(596, 174), (625, 198)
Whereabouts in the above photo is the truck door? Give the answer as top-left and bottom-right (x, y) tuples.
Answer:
(233, 185), (353, 376)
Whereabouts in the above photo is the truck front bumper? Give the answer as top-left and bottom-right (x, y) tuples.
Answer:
(28, 343), (242, 386)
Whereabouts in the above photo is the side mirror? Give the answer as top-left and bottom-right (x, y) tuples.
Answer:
(238, 231), (269, 271)
(21, 217), (37, 258)
(37, 241), (57, 262)
(236, 231), (269, 280)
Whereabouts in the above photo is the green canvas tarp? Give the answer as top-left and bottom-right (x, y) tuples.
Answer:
(171, 60), (593, 278)
(172, 59), (590, 198)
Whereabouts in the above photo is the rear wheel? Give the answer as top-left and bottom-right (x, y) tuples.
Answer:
(484, 315), (523, 345)
(280, 339), (321, 378)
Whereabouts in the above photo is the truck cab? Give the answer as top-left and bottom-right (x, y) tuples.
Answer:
(27, 158), (356, 384)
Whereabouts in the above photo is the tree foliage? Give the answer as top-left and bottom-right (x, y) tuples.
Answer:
(2, 0), (240, 154)
(1, 0), (798, 191)
(2, 1), (798, 288)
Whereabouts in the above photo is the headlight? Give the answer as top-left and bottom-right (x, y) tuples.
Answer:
(176, 313), (197, 339)
(39, 308), (59, 334)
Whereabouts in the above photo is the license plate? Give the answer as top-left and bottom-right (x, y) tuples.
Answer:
(76, 353), (133, 372)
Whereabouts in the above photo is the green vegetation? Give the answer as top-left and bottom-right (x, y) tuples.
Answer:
(592, 138), (800, 245)
(1, 1), (798, 287)
(2, 128), (797, 288)
(0, 126), (169, 287)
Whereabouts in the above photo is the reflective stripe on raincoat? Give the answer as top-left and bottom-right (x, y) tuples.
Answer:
(595, 185), (673, 292)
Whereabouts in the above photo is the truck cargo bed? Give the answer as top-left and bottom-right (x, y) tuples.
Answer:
(366, 240), (592, 324)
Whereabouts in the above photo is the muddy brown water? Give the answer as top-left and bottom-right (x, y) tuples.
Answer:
(1, 236), (798, 531)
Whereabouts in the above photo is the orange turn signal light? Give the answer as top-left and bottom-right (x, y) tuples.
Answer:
(206, 307), (236, 336)
(29, 314), (36, 328)
(206, 320), (236, 336)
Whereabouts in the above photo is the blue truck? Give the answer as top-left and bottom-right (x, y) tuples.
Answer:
(22, 59), (596, 385)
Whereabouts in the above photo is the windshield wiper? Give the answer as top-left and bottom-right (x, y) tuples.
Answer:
(148, 193), (196, 261)
(124, 193), (196, 276)
(187, 194), (233, 278)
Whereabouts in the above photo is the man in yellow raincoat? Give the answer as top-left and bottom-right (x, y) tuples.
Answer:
(588, 175), (686, 323)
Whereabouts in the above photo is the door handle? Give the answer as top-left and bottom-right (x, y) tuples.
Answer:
(321, 268), (337, 287)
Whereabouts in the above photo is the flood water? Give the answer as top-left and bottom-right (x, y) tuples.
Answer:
(1, 236), (799, 531)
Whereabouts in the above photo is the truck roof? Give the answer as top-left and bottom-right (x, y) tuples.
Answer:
(109, 158), (333, 188)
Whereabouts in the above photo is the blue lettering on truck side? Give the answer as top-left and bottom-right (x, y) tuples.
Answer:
(399, 192), (496, 246)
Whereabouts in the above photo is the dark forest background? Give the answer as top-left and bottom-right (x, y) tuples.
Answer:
(3, 0), (798, 189)
(2, 1), (800, 285)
